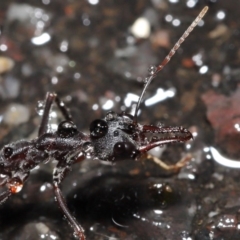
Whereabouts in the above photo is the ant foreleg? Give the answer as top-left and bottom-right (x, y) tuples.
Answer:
(145, 153), (192, 172)
(38, 92), (73, 136)
(54, 94), (73, 122)
(53, 152), (86, 240)
(38, 93), (85, 238)
(53, 183), (85, 240)
(38, 92), (56, 136)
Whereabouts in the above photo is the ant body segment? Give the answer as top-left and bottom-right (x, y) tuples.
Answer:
(0, 7), (208, 240)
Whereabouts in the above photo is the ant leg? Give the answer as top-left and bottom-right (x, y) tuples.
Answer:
(53, 153), (85, 240)
(38, 92), (55, 136)
(0, 190), (11, 204)
(53, 182), (85, 240)
(145, 154), (192, 172)
(54, 95), (73, 122)
(38, 92), (73, 137)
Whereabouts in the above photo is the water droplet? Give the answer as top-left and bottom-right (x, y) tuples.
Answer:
(7, 177), (23, 193)
(181, 230), (191, 239)
(151, 136), (158, 142)
(148, 65), (157, 75)
(113, 130), (119, 137)
(143, 77), (149, 84)
(36, 101), (45, 116)
(73, 232), (78, 239)
(82, 142), (94, 159)
(73, 231), (85, 239)
(105, 111), (117, 121)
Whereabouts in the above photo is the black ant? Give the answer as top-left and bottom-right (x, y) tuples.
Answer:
(0, 7), (208, 240)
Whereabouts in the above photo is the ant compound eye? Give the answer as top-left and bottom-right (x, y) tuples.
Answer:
(90, 119), (108, 139)
(113, 142), (140, 160)
(3, 147), (13, 158)
(113, 142), (125, 154)
(57, 121), (78, 138)
(105, 111), (117, 121)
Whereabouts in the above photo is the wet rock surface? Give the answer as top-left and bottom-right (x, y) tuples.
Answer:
(0, 0), (240, 239)
(202, 87), (240, 158)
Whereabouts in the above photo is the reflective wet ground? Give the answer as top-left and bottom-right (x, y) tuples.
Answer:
(1, 0), (240, 239)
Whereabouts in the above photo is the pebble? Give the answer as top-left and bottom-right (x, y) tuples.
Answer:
(0, 57), (14, 74)
(3, 103), (30, 126)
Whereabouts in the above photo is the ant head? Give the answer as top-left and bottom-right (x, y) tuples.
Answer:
(88, 110), (193, 163)
(89, 111), (141, 162)
(85, 6), (208, 162)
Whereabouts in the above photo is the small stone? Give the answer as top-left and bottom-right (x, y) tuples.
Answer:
(0, 57), (14, 74)
(3, 103), (30, 126)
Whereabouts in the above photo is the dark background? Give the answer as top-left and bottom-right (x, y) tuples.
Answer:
(0, 0), (240, 239)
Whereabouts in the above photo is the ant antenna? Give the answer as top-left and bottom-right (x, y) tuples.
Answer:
(133, 6), (209, 120)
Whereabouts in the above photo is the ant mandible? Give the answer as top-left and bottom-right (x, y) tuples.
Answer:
(0, 6), (208, 240)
